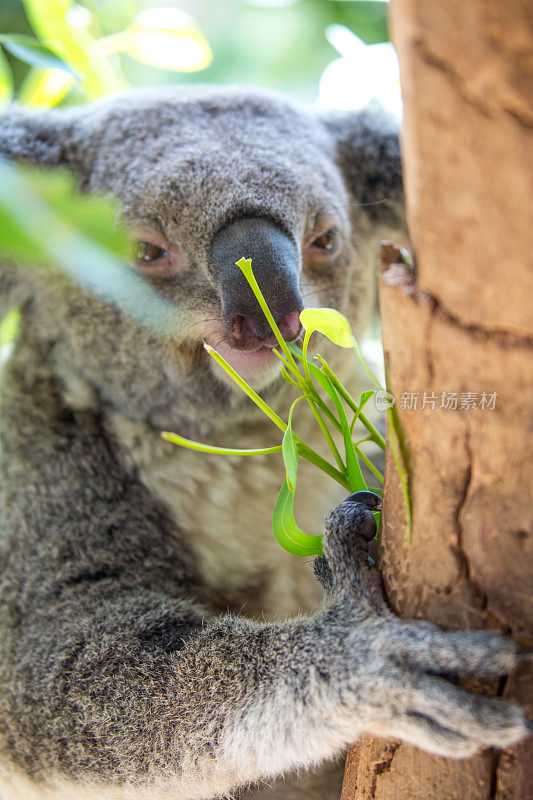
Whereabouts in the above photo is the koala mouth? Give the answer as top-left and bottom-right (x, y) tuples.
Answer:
(203, 310), (302, 390)
(203, 336), (283, 391)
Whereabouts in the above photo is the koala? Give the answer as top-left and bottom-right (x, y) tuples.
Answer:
(0, 86), (528, 800)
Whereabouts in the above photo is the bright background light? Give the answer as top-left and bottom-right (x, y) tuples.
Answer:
(318, 23), (401, 117)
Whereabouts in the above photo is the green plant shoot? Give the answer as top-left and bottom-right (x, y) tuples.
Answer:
(162, 257), (408, 556)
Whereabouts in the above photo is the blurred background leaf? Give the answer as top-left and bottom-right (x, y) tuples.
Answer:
(94, 8), (212, 72)
(0, 0), (396, 108)
(0, 33), (79, 75)
(0, 47), (13, 102)
(0, 162), (130, 266)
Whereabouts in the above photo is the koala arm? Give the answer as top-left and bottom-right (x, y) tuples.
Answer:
(3, 535), (527, 800)
(2, 439), (525, 800)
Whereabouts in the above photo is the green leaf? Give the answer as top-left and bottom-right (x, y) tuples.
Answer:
(350, 389), (375, 432)
(0, 167), (130, 264)
(0, 201), (50, 264)
(0, 47), (13, 104)
(0, 35), (79, 76)
(272, 479), (323, 556)
(0, 159), (185, 339)
(96, 8), (212, 73)
(360, 389), (374, 407)
(300, 307), (354, 348)
(21, 0), (125, 99)
(282, 397), (304, 492)
(282, 427), (298, 492)
(17, 66), (74, 108)
(310, 364), (367, 493)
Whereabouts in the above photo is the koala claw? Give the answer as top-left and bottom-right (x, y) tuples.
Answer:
(320, 498), (387, 612)
(316, 498), (529, 757)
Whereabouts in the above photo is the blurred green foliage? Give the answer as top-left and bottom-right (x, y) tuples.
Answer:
(0, 164), (130, 267)
(0, 0), (389, 106)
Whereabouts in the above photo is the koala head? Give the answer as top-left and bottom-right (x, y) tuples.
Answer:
(0, 86), (403, 434)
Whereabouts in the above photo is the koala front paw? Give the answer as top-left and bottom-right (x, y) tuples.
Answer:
(316, 492), (388, 613)
(317, 496), (530, 758)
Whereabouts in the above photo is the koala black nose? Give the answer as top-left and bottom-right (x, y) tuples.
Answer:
(211, 217), (304, 348)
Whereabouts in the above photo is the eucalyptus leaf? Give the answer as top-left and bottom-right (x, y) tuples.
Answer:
(0, 48), (13, 104)
(310, 364), (367, 493)
(282, 428), (298, 493)
(9, 168), (130, 259)
(0, 202), (50, 265)
(300, 307), (354, 348)
(282, 397), (303, 493)
(18, 66), (74, 108)
(21, 0), (124, 99)
(120, 8), (212, 72)
(272, 479), (323, 556)
(0, 35), (78, 76)
(350, 389), (375, 432)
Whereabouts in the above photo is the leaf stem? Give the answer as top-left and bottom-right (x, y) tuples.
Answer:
(162, 432), (282, 457)
(205, 343), (348, 488)
(272, 347), (305, 385)
(354, 445), (384, 483)
(316, 357), (386, 450)
(205, 343), (286, 433)
(306, 396), (345, 473)
(236, 258), (299, 372)
(296, 441), (349, 489)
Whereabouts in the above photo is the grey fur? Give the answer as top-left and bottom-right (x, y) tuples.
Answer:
(0, 86), (527, 800)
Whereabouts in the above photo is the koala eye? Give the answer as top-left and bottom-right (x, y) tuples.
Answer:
(135, 241), (168, 263)
(133, 236), (185, 277)
(311, 228), (338, 253)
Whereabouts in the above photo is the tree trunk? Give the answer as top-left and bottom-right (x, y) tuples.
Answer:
(341, 0), (533, 798)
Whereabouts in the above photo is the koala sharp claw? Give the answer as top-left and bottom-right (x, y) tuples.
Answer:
(345, 490), (382, 515)
(320, 497), (388, 611)
(315, 497), (529, 758)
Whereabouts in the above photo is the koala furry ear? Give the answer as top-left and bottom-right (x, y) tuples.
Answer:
(0, 104), (87, 173)
(321, 105), (405, 232)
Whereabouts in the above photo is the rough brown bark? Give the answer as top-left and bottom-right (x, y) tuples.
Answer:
(341, 0), (532, 797)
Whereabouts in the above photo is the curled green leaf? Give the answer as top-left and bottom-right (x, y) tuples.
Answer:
(272, 479), (323, 556)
